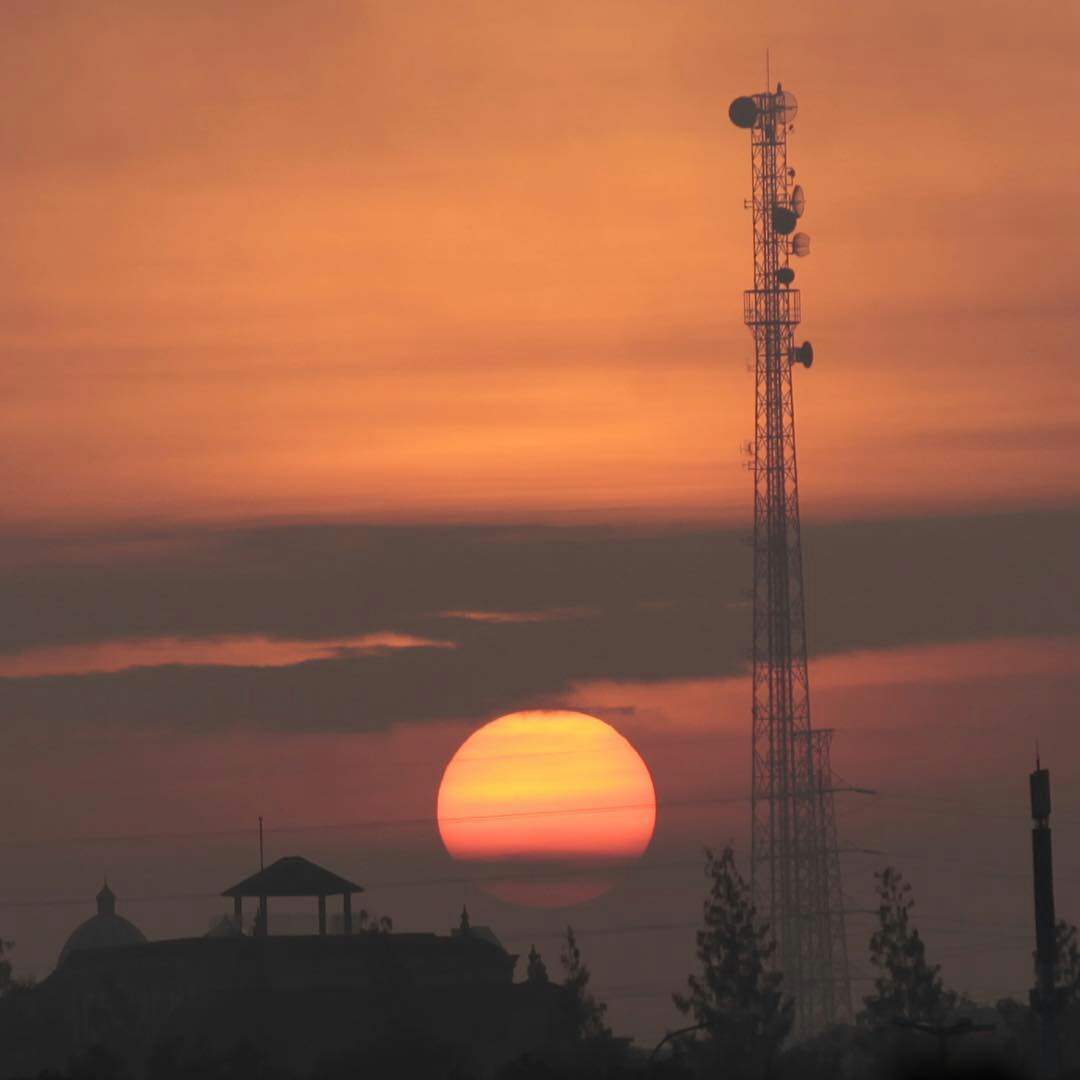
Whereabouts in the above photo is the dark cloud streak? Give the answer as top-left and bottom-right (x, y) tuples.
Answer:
(0, 509), (1076, 733)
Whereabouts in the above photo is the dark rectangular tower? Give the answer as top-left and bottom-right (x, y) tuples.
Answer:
(1030, 760), (1059, 1076)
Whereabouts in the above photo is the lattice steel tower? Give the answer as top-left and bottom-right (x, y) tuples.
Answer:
(729, 85), (851, 1033)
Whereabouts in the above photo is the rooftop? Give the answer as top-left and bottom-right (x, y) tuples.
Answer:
(222, 855), (363, 899)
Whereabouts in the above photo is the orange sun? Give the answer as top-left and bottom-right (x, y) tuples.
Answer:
(437, 710), (656, 906)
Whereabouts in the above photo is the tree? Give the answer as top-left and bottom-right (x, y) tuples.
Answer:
(861, 867), (955, 1027)
(526, 944), (549, 985)
(0, 939), (12, 995)
(1053, 920), (1080, 1073)
(357, 909), (393, 934)
(1054, 919), (1080, 1002)
(559, 926), (609, 1041)
(673, 847), (792, 1078)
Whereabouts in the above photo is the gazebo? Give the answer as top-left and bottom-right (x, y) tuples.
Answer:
(222, 855), (363, 937)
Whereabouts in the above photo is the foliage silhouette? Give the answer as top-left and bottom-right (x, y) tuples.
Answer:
(0, 939), (11, 996)
(560, 927), (610, 1043)
(65, 1044), (132, 1080)
(672, 846), (792, 1079)
(357, 909), (394, 934)
(1054, 919), (1080, 1001)
(861, 867), (956, 1028)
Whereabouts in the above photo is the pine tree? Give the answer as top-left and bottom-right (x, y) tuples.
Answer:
(1054, 919), (1080, 1002)
(673, 847), (792, 1077)
(560, 926), (610, 1041)
(861, 867), (955, 1026)
(1054, 920), (1080, 1073)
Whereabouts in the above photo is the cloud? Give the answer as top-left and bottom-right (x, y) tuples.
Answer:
(0, 509), (1076, 733)
(926, 424), (1080, 453)
(438, 607), (600, 624)
(0, 632), (455, 678)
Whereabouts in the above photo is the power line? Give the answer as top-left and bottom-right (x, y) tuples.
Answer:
(0, 860), (1056, 922)
(0, 793), (749, 850)
(7, 781), (1041, 851)
(4, 771), (1074, 851)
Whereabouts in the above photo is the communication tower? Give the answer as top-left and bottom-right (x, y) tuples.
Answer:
(729, 85), (851, 1032)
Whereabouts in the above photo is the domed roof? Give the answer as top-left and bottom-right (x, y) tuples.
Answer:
(58, 881), (147, 968)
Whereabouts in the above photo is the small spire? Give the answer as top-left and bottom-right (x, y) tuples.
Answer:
(459, 905), (470, 934)
(96, 878), (116, 917)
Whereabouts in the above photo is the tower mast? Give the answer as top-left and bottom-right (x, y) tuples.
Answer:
(729, 85), (850, 1033)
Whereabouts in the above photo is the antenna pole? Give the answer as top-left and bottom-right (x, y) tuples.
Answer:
(1030, 761), (1060, 1076)
(258, 816), (264, 870)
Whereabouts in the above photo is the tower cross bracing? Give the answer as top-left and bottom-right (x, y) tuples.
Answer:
(729, 84), (851, 1034)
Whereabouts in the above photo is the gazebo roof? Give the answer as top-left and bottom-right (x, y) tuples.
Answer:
(222, 855), (363, 898)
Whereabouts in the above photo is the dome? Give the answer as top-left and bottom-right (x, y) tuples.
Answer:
(58, 881), (147, 968)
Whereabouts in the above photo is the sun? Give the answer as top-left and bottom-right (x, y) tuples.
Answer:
(437, 710), (656, 906)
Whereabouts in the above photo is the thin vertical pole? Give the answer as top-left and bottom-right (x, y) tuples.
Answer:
(258, 816), (264, 869)
(1031, 762), (1059, 1077)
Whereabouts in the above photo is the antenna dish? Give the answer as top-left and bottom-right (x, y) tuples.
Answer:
(729, 96), (758, 129)
(791, 233), (811, 257)
(775, 90), (798, 124)
(776, 267), (795, 285)
(772, 207), (798, 235)
(791, 185), (805, 218)
(790, 341), (814, 368)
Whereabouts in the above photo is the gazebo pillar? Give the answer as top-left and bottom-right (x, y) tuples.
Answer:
(221, 856), (363, 941)
(233, 895), (242, 930)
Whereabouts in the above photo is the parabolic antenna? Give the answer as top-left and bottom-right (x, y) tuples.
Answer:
(772, 207), (798, 235)
(729, 96), (758, 129)
(790, 341), (814, 368)
(791, 232), (811, 257)
(775, 90), (798, 124)
(791, 184), (806, 218)
(776, 267), (796, 285)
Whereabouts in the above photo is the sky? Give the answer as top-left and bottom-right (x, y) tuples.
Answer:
(2, 0), (1080, 1048)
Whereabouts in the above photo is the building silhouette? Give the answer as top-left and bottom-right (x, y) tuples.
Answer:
(57, 881), (147, 968)
(1, 857), (577, 1077)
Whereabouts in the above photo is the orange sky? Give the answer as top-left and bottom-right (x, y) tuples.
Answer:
(3, 1), (1078, 527)
(3, 1), (1080, 1048)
